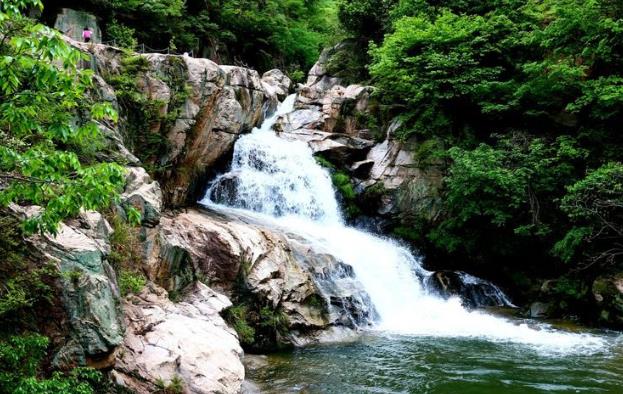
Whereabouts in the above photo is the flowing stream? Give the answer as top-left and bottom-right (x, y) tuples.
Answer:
(201, 95), (622, 392)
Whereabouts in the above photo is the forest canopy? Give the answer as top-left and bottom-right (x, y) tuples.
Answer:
(42, 0), (341, 77)
(354, 0), (623, 281)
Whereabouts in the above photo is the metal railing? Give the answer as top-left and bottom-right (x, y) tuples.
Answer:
(100, 40), (194, 57)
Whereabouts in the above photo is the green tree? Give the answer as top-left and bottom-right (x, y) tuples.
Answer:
(338, 0), (396, 41)
(369, 9), (526, 139)
(0, 0), (126, 234)
(555, 162), (623, 269)
(431, 135), (586, 260)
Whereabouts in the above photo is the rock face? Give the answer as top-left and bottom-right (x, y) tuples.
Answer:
(144, 208), (373, 347)
(592, 274), (623, 327)
(69, 40), (285, 208)
(13, 206), (124, 369)
(113, 283), (244, 394)
(270, 43), (442, 224)
(54, 9), (101, 43)
(120, 167), (163, 227)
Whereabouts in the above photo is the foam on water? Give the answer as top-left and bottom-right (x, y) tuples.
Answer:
(201, 94), (612, 355)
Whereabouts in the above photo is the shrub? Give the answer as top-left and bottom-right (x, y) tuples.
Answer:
(0, 334), (103, 394)
(106, 19), (138, 50)
(118, 271), (146, 296)
(224, 304), (255, 345)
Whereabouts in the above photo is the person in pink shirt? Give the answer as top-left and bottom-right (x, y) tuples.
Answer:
(82, 26), (92, 42)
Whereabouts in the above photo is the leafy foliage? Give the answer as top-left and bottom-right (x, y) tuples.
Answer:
(0, 334), (104, 394)
(118, 270), (146, 296)
(50, 0), (340, 73)
(106, 19), (137, 49)
(351, 0), (623, 281)
(555, 162), (623, 268)
(224, 304), (256, 345)
(0, 215), (58, 334)
(0, 0), (125, 234)
(338, 0), (396, 41)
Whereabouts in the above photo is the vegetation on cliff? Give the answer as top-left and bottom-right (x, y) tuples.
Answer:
(0, 0), (126, 234)
(333, 0), (623, 319)
(0, 1), (136, 390)
(42, 0), (340, 76)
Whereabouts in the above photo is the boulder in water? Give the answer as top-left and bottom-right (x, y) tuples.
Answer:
(425, 271), (515, 309)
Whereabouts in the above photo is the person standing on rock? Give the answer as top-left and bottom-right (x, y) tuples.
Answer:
(82, 26), (92, 43)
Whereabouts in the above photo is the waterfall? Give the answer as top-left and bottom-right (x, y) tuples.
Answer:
(201, 94), (605, 353)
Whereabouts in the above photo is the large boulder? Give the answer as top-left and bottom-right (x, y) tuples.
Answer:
(261, 69), (292, 101)
(143, 208), (373, 347)
(592, 274), (623, 327)
(12, 206), (124, 369)
(112, 282), (244, 394)
(68, 40), (279, 208)
(424, 271), (515, 309)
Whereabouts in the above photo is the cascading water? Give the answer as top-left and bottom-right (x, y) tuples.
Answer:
(201, 94), (606, 353)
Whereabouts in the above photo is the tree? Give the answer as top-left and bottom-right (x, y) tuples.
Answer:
(430, 135), (586, 262)
(368, 9), (526, 139)
(0, 0), (125, 234)
(338, 0), (396, 41)
(555, 162), (623, 269)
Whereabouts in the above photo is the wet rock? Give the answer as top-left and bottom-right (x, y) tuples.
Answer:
(528, 302), (552, 318)
(425, 271), (515, 309)
(113, 282), (244, 394)
(592, 274), (623, 327)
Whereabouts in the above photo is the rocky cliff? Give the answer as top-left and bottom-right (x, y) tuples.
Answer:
(10, 37), (388, 393)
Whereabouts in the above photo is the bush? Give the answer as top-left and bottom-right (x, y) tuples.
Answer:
(0, 215), (56, 329)
(118, 271), (146, 296)
(106, 19), (137, 50)
(0, 334), (103, 394)
(223, 304), (255, 345)
(107, 214), (143, 271)
(155, 375), (184, 394)
(555, 162), (623, 269)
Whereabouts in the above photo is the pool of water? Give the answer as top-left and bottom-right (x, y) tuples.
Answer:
(246, 331), (623, 393)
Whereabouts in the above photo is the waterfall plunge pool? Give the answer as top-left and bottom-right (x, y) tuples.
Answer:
(245, 331), (623, 393)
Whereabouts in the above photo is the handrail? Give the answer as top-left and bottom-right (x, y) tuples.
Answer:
(99, 40), (194, 57)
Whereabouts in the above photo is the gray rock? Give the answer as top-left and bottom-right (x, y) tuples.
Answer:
(54, 9), (101, 43)
(114, 282), (244, 394)
(528, 302), (552, 318)
(121, 167), (163, 227)
(145, 208), (373, 345)
(261, 69), (292, 101)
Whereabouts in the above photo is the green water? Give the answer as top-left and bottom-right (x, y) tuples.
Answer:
(247, 332), (623, 394)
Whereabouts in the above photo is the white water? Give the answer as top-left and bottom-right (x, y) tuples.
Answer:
(201, 94), (609, 354)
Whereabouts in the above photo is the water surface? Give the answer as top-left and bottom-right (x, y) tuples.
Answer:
(247, 332), (623, 393)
